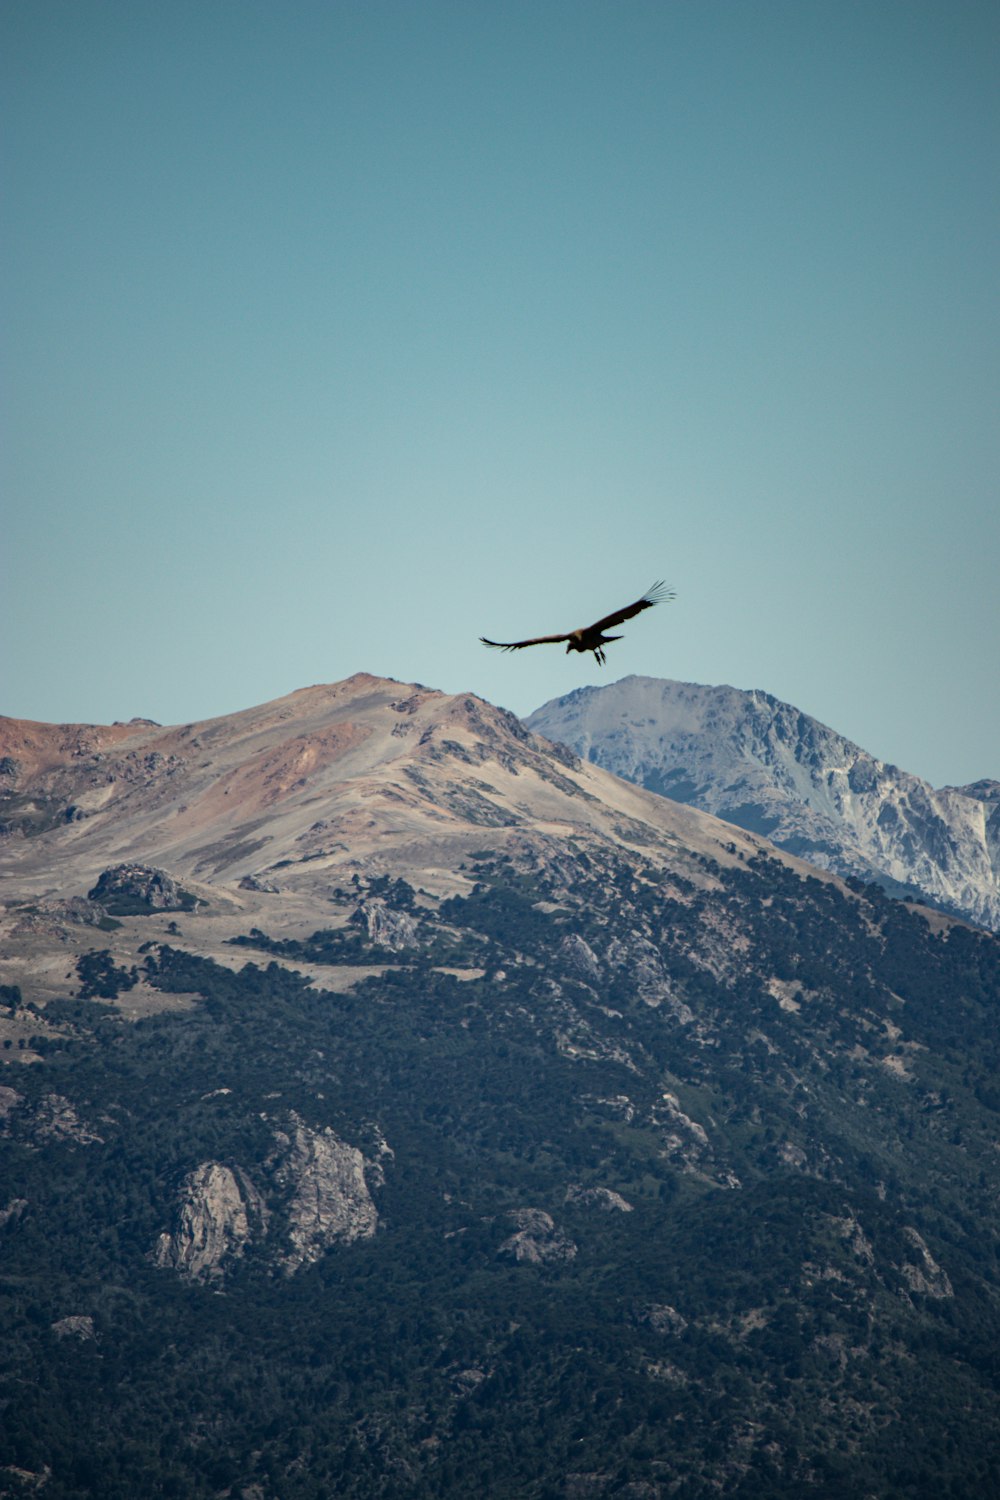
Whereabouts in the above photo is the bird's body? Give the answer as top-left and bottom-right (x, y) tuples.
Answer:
(481, 582), (674, 666)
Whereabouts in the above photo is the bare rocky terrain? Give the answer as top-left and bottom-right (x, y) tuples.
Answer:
(527, 675), (1000, 930)
(0, 672), (808, 1012)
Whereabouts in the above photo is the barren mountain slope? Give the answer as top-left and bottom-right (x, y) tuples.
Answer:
(0, 673), (786, 887)
(2, 673), (825, 1004)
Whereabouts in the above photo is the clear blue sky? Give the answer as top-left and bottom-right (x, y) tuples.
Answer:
(3, 0), (997, 788)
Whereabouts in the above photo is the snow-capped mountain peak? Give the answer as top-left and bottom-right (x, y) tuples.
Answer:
(526, 676), (1000, 930)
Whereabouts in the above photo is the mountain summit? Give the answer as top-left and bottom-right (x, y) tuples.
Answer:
(1, 672), (799, 1003)
(1, 671), (773, 900)
(527, 675), (1000, 930)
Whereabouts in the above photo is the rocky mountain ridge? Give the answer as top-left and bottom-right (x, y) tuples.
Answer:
(1, 672), (814, 1008)
(527, 675), (1000, 930)
(2, 673), (999, 1498)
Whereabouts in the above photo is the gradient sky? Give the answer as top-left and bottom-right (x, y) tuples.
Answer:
(3, 0), (998, 788)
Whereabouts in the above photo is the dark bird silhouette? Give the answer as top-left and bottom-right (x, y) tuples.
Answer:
(480, 581), (674, 666)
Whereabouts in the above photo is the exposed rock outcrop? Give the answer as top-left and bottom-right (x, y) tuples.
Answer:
(88, 863), (196, 914)
(565, 1184), (634, 1212)
(653, 1090), (710, 1154)
(10, 897), (108, 936)
(559, 933), (602, 982)
(349, 897), (419, 950)
(152, 1162), (267, 1282)
(51, 1315), (95, 1341)
(271, 1114), (381, 1273)
(636, 1303), (689, 1336)
(900, 1227), (953, 1299)
(151, 1115), (389, 1282)
(604, 929), (694, 1018)
(32, 1092), (105, 1145)
(1, 1089), (104, 1147)
(498, 1209), (577, 1265)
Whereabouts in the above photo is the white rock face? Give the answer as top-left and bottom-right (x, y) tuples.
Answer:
(349, 898), (418, 950)
(900, 1227), (953, 1299)
(638, 1304), (688, 1335)
(559, 933), (602, 982)
(272, 1114), (379, 1274)
(527, 677), (1000, 930)
(564, 1184), (634, 1212)
(151, 1117), (388, 1282)
(153, 1162), (267, 1281)
(498, 1209), (577, 1264)
(0, 1198), (28, 1227)
(51, 1315), (96, 1340)
(654, 1091), (710, 1150)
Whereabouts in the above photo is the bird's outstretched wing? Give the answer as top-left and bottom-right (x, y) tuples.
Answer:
(479, 633), (571, 652)
(588, 581), (675, 634)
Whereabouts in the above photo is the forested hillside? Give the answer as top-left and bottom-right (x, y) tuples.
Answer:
(3, 841), (999, 1498)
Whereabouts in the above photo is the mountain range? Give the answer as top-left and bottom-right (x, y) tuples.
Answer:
(0, 674), (771, 994)
(1, 673), (999, 1498)
(527, 675), (1000, 932)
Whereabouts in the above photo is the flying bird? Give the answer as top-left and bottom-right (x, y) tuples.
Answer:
(480, 581), (674, 666)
